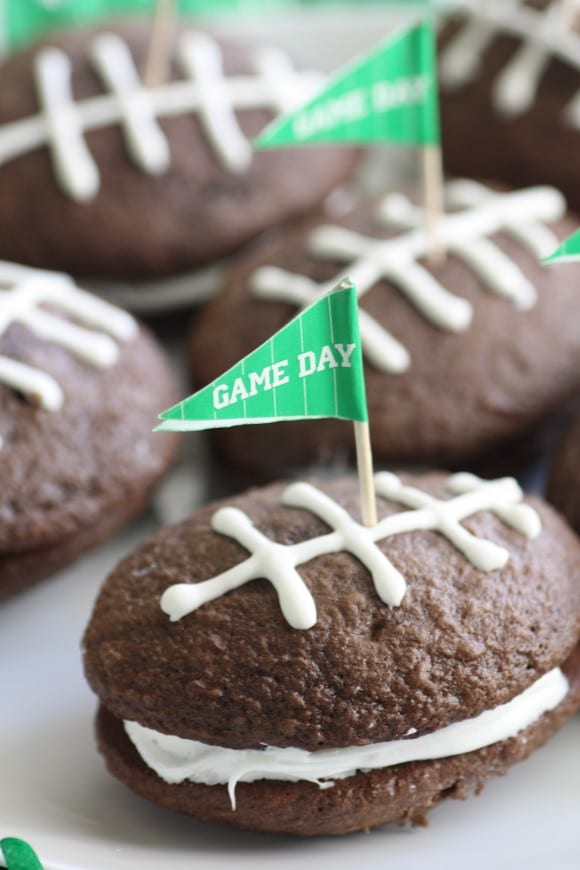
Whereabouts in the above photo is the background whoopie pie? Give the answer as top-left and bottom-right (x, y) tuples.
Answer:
(439, 0), (580, 212)
(0, 261), (180, 599)
(189, 179), (580, 482)
(0, 18), (358, 302)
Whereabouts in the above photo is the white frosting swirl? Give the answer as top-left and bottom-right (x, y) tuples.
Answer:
(124, 667), (568, 809)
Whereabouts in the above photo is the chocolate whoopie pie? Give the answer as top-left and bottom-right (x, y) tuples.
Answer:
(0, 18), (357, 298)
(439, 0), (580, 211)
(189, 179), (580, 480)
(83, 471), (580, 836)
(0, 260), (180, 599)
(548, 415), (580, 534)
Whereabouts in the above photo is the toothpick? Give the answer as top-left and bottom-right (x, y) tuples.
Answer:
(354, 420), (377, 527)
(144, 0), (177, 89)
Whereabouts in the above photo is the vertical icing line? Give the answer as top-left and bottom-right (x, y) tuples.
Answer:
(178, 32), (253, 173)
(252, 45), (325, 115)
(0, 356), (63, 411)
(35, 47), (99, 201)
(91, 32), (170, 175)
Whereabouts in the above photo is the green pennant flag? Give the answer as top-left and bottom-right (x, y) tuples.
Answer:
(254, 21), (439, 149)
(543, 229), (580, 264)
(157, 280), (368, 431)
(0, 838), (44, 870)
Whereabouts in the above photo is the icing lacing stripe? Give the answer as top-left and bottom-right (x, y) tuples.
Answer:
(440, 0), (580, 124)
(160, 472), (541, 630)
(251, 181), (564, 373)
(0, 32), (323, 201)
(0, 261), (137, 410)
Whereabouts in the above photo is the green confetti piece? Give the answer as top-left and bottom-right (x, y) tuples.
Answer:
(157, 279), (368, 431)
(255, 20), (440, 149)
(0, 839), (44, 870)
(543, 228), (580, 264)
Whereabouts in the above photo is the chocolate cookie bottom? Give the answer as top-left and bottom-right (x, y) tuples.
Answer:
(94, 644), (580, 837)
(0, 478), (171, 601)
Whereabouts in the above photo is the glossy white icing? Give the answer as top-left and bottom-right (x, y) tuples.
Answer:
(124, 666), (569, 809)
(0, 260), (137, 410)
(440, 0), (580, 124)
(251, 181), (564, 373)
(0, 31), (323, 201)
(160, 472), (541, 630)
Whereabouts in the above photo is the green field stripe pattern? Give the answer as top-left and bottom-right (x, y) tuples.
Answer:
(0, 838), (44, 870)
(543, 228), (580, 264)
(157, 280), (368, 431)
(254, 21), (440, 149)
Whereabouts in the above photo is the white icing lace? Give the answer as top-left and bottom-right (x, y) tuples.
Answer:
(0, 31), (323, 201)
(0, 261), (137, 410)
(440, 0), (580, 122)
(161, 472), (541, 630)
(251, 180), (563, 373)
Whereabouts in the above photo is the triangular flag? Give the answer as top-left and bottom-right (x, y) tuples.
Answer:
(157, 280), (368, 431)
(543, 229), (580, 264)
(1, 838), (44, 870)
(255, 21), (440, 149)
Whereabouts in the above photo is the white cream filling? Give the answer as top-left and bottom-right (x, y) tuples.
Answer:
(124, 668), (568, 809)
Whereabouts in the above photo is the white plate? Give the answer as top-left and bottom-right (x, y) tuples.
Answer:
(1, 519), (579, 870)
(2, 5), (580, 869)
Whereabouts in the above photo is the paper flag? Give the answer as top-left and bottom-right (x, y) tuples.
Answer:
(255, 21), (440, 149)
(0, 838), (44, 870)
(157, 280), (368, 431)
(543, 228), (580, 264)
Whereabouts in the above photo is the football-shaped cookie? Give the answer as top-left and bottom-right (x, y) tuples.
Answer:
(83, 472), (580, 835)
(0, 19), (357, 284)
(440, 0), (580, 211)
(0, 260), (180, 598)
(190, 179), (580, 480)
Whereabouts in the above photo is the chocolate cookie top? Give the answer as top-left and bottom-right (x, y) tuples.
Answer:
(83, 472), (580, 752)
(548, 415), (580, 534)
(0, 260), (179, 553)
(439, 1), (580, 210)
(190, 180), (580, 476)
(0, 19), (357, 279)
(440, 0), (580, 121)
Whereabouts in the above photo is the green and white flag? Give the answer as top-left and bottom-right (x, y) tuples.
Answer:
(0, 838), (44, 870)
(543, 229), (580, 264)
(254, 21), (440, 149)
(157, 280), (368, 431)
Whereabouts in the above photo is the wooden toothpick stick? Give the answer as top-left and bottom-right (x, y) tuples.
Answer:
(354, 420), (378, 528)
(144, 0), (177, 89)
